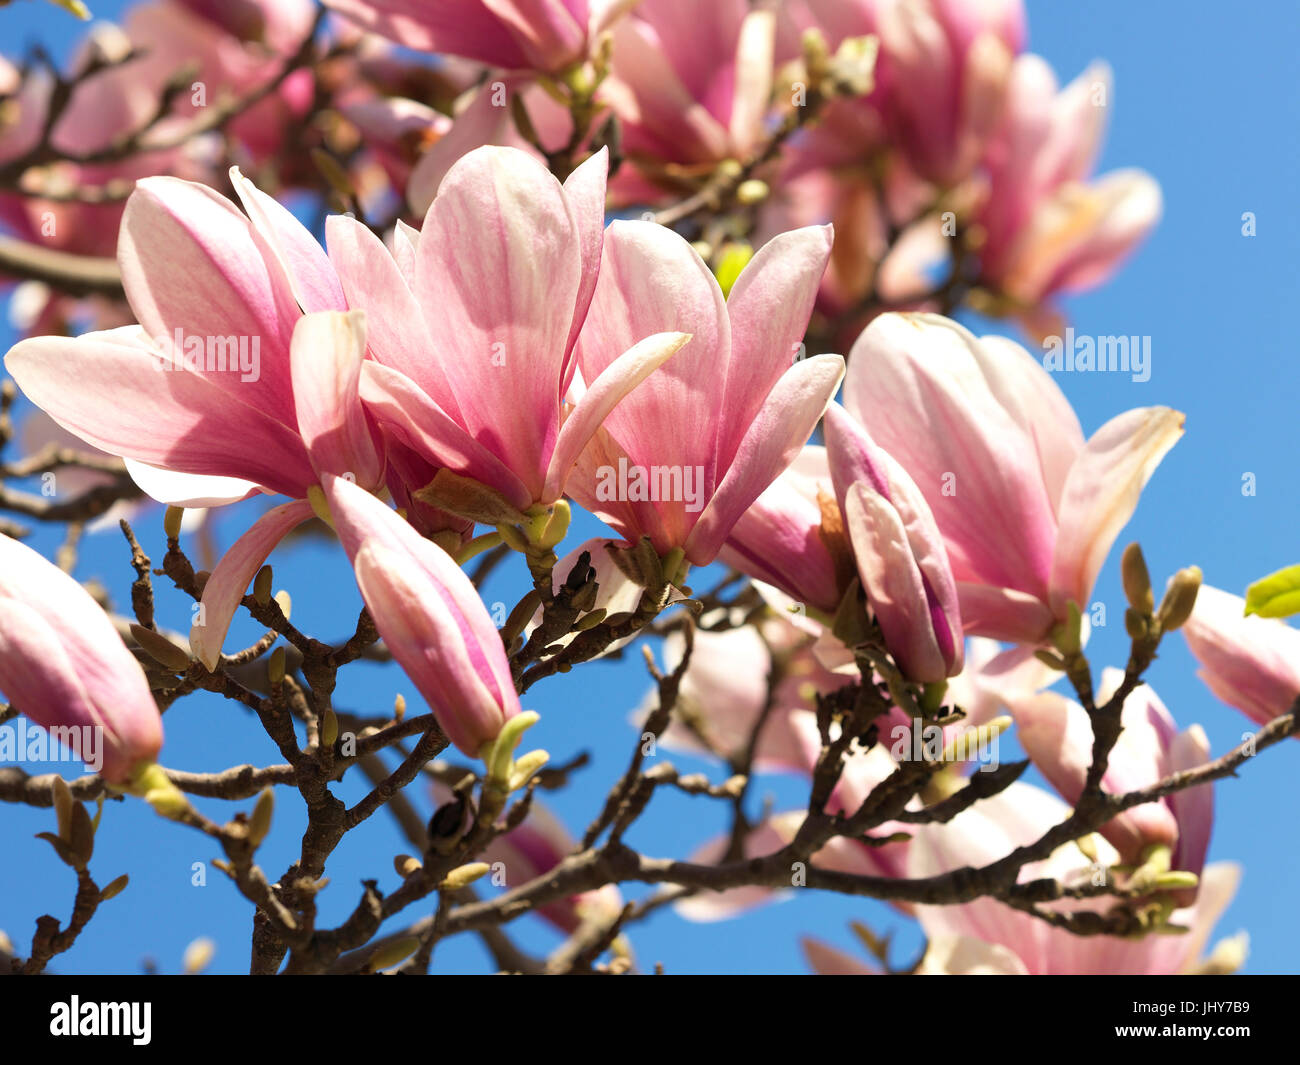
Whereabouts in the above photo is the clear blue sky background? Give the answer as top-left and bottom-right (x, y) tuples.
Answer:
(1, 0), (1297, 975)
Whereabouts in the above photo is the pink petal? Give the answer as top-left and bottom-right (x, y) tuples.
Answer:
(686, 353), (844, 565)
(1048, 406), (1184, 616)
(5, 329), (315, 498)
(719, 225), (833, 469)
(230, 167), (346, 314)
(359, 361), (534, 511)
(190, 500), (315, 671)
(290, 311), (384, 489)
(324, 214), (464, 421)
(543, 330), (691, 502)
(119, 177), (297, 425)
(414, 145), (583, 499)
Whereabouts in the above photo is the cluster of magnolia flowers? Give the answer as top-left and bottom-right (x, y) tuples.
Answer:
(1, 0), (1298, 975)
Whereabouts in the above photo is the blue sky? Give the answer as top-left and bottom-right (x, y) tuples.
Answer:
(1, 0), (1297, 974)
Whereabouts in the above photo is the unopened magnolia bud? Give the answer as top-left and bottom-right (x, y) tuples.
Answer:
(130, 623), (192, 672)
(394, 854), (423, 878)
(1124, 607), (1149, 641)
(182, 936), (216, 974)
(51, 775), (73, 843)
(267, 645), (286, 685)
(67, 801), (95, 868)
(253, 565), (273, 606)
(366, 936), (421, 973)
(1121, 543), (1154, 614)
(99, 873), (129, 901)
(393, 693), (406, 721)
(273, 589), (292, 620)
(247, 787), (274, 848)
(320, 708), (339, 749)
(164, 506), (184, 541)
(439, 862), (490, 891)
(1156, 566), (1202, 632)
(574, 608), (607, 631)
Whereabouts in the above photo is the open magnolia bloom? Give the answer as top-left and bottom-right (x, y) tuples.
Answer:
(1002, 668), (1213, 884)
(330, 145), (690, 525)
(843, 312), (1183, 644)
(907, 783), (1243, 975)
(564, 220), (845, 570)
(0, 533), (162, 786)
(976, 56), (1162, 325)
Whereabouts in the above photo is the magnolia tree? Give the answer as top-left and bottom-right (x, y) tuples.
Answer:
(0, 0), (1295, 978)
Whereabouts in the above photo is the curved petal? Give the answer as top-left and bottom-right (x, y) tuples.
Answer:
(720, 224), (833, 469)
(359, 361), (533, 511)
(5, 330), (315, 498)
(125, 460), (261, 508)
(324, 214), (463, 421)
(845, 314), (1060, 597)
(1048, 406), (1184, 616)
(290, 310), (384, 489)
(414, 145), (582, 498)
(543, 330), (691, 502)
(230, 167), (346, 315)
(118, 177), (297, 424)
(190, 500), (315, 671)
(686, 353), (844, 565)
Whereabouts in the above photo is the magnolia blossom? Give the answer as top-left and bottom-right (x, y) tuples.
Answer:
(331, 145), (688, 521)
(323, 475), (519, 756)
(0, 533), (162, 784)
(1003, 668), (1213, 876)
(1182, 585), (1300, 731)
(824, 401), (963, 682)
(599, 0), (777, 204)
(843, 313), (1183, 643)
(976, 56), (1162, 324)
(784, 0), (1026, 186)
(909, 783), (1242, 975)
(324, 0), (631, 74)
(4, 170), (393, 668)
(566, 220), (844, 567)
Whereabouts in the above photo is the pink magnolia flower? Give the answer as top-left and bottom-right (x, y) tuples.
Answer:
(330, 145), (689, 519)
(909, 782), (1241, 975)
(323, 475), (519, 756)
(783, 0), (1026, 185)
(976, 56), (1162, 320)
(1003, 668), (1213, 877)
(0, 533), (162, 784)
(4, 169), (400, 669)
(566, 220), (844, 568)
(599, 0), (778, 204)
(824, 401), (963, 682)
(1182, 585), (1300, 731)
(323, 0), (631, 75)
(843, 313), (1183, 644)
